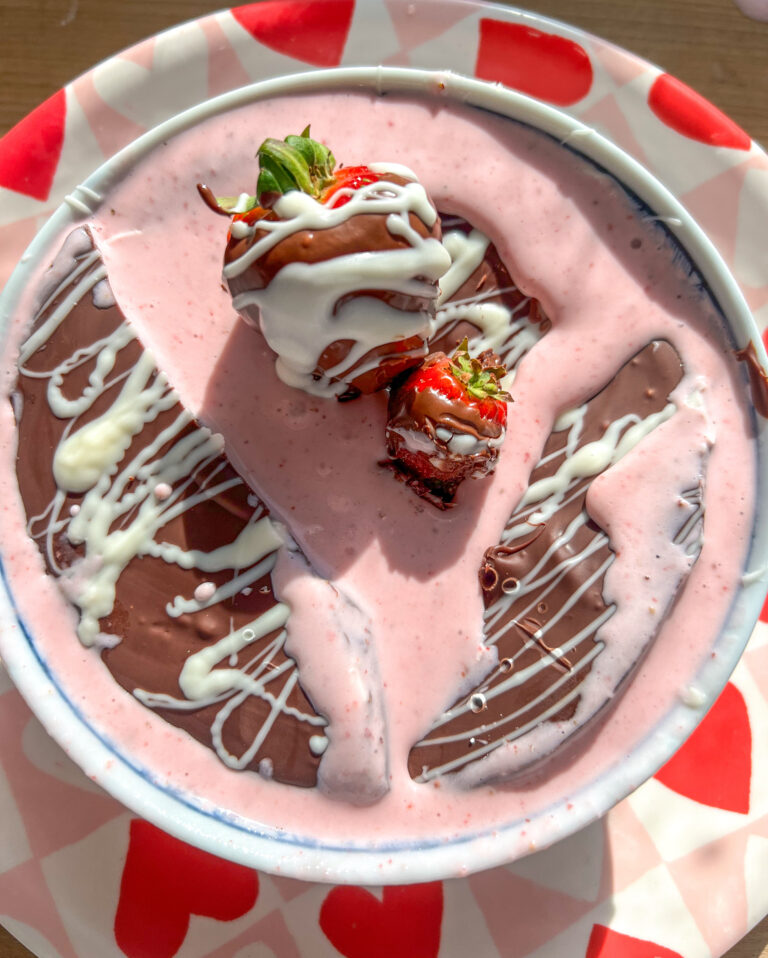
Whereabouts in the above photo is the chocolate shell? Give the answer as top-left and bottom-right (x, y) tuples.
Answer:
(408, 340), (706, 783)
(13, 228), (325, 788)
(224, 174), (444, 395)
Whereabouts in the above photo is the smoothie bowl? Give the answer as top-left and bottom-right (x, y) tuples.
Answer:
(0, 67), (766, 884)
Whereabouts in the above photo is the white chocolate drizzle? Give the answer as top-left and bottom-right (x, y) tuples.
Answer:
(413, 372), (711, 784)
(226, 177), (452, 396)
(17, 230), (327, 774)
(433, 229), (546, 371)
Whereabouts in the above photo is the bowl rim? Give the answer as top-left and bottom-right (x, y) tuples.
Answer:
(0, 65), (766, 885)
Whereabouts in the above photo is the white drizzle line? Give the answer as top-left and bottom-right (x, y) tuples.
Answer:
(418, 643), (604, 751)
(136, 614), (326, 771)
(413, 382), (684, 778)
(414, 546), (615, 781)
(19, 258), (106, 366)
(179, 604), (288, 699)
(225, 179), (440, 275)
(436, 229), (490, 305)
(225, 179), (451, 397)
(166, 550), (278, 618)
(674, 485), (705, 557)
(432, 229), (544, 369)
(417, 686), (586, 780)
(64, 185), (104, 217)
(519, 405), (676, 512)
(484, 524), (611, 642)
(19, 234), (326, 772)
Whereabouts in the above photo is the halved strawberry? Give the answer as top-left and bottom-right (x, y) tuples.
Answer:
(386, 338), (511, 505)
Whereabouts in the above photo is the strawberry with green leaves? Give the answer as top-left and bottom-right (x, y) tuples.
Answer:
(201, 127), (383, 216)
(254, 129), (383, 211)
(386, 339), (511, 506)
(199, 127), (450, 398)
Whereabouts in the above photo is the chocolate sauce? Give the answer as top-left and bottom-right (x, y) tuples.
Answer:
(408, 340), (690, 782)
(222, 174), (442, 394)
(736, 340), (768, 418)
(13, 229), (323, 788)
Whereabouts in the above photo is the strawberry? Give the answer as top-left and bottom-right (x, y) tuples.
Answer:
(204, 129), (384, 213)
(386, 338), (511, 505)
(198, 127), (450, 398)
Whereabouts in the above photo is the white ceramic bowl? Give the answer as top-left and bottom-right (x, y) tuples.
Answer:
(0, 67), (766, 884)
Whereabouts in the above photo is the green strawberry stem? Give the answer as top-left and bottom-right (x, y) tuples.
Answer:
(450, 338), (511, 402)
(198, 188), (261, 216)
(257, 126), (336, 208)
(206, 128), (337, 214)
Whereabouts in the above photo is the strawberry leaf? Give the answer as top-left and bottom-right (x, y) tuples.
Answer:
(285, 127), (335, 182)
(256, 128), (337, 207)
(216, 194), (261, 214)
(449, 338), (511, 402)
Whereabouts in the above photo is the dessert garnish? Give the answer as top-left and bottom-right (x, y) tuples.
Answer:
(385, 338), (511, 506)
(199, 127), (451, 398)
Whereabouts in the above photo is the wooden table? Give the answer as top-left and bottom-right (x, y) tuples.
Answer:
(1, 2), (766, 956)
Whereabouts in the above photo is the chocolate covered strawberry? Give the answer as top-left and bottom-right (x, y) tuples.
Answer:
(199, 127), (451, 398)
(386, 338), (511, 505)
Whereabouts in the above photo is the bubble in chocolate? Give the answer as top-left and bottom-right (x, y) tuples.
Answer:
(470, 693), (487, 713)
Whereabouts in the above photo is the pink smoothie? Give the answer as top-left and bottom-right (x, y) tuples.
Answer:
(0, 90), (757, 856)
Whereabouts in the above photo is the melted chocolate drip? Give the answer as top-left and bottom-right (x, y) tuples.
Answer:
(408, 340), (688, 783)
(196, 183), (231, 217)
(223, 174), (442, 394)
(735, 340), (768, 418)
(13, 229), (323, 788)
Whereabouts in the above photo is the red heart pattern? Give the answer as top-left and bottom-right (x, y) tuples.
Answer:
(114, 819), (259, 958)
(475, 19), (593, 106)
(0, 89), (66, 201)
(586, 924), (684, 957)
(231, 0), (355, 67)
(648, 74), (751, 150)
(654, 682), (751, 813)
(320, 882), (443, 958)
